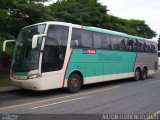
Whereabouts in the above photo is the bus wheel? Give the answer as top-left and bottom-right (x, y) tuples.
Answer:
(67, 73), (82, 93)
(141, 68), (148, 80)
(134, 68), (141, 81)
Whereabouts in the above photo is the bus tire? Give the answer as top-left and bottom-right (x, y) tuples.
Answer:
(67, 73), (82, 93)
(141, 68), (148, 80)
(134, 68), (141, 81)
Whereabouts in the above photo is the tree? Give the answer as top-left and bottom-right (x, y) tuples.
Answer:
(126, 19), (156, 38)
(0, 0), (53, 56)
(49, 0), (156, 39)
(49, 0), (109, 27)
(0, 0), (53, 37)
(0, 0), (15, 55)
(7, 0), (54, 36)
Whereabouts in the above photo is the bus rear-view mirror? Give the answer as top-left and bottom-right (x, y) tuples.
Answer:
(3, 40), (15, 52)
(32, 34), (46, 49)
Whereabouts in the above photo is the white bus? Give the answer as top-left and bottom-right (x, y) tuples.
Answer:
(3, 21), (158, 92)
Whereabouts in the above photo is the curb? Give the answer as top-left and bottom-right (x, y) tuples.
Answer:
(0, 86), (20, 94)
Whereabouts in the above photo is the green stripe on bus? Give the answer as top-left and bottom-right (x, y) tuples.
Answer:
(66, 49), (137, 79)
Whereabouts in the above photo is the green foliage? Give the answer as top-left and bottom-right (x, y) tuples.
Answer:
(6, 0), (54, 36)
(0, 0), (53, 57)
(0, 33), (15, 57)
(104, 16), (156, 38)
(49, 0), (156, 38)
(49, 0), (109, 27)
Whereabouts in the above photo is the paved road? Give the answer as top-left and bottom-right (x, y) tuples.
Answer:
(0, 70), (160, 119)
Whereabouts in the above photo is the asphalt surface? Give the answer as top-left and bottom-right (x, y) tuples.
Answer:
(0, 70), (160, 120)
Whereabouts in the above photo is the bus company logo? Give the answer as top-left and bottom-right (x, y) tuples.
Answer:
(83, 49), (96, 54)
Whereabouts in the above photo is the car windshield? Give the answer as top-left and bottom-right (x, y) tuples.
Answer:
(11, 24), (46, 72)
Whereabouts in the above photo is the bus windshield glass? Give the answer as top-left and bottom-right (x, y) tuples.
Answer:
(11, 24), (46, 72)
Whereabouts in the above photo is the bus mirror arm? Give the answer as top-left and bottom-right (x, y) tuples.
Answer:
(32, 34), (46, 49)
(3, 40), (15, 52)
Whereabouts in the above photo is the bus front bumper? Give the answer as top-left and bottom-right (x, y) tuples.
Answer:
(11, 77), (43, 91)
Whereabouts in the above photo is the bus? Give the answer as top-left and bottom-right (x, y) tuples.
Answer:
(3, 21), (158, 92)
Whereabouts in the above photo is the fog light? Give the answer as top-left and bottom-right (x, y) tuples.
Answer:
(28, 74), (40, 79)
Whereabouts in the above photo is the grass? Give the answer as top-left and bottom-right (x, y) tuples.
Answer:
(0, 71), (12, 87)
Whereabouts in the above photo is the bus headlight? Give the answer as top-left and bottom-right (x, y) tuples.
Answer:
(28, 74), (40, 79)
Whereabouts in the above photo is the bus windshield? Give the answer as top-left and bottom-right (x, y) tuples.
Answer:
(11, 24), (46, 72)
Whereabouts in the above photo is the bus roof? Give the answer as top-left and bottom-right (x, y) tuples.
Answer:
(22, 21), (157, 43)
(126, 35), (144, 40)
(83, 26), (127, 37)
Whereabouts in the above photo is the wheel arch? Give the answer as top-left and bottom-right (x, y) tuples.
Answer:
(134, 66), (141, 72)
(68, 70), (84, 85)
(133, 66), (142, 81)
(142, 65), (148, 71)
(142, 65), (148, 78)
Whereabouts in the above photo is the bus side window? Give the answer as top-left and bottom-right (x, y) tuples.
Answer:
(71, 28), (93, 48)
(118, 38), (126, 51)
(137, 40), (143, 52)
(145, 41), (151, 53)
(71, 28), (81, 48)
(81, 30), (93, 48)
(132, 39), (137, 52)
(151, 42), (157, 53)
(151, 43), (155, 53)
(42, 25), (69, 72)
(126, 39), (134, 52)
(93, 32), (102, 49)
(111, 35), (123, 50)
(93, 32), (108, 49)
(125, 38), (129, 51)
(104, 34), (111, 50)
(100, 33), (107, 49)
(142, 40), (147, 52)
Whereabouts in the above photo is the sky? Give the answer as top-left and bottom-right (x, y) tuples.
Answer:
(45, 0), (160, 39)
